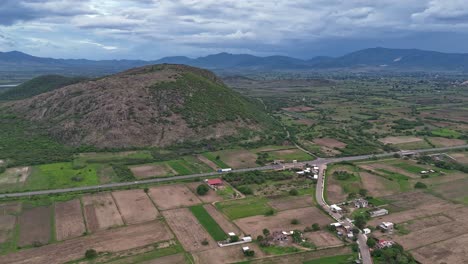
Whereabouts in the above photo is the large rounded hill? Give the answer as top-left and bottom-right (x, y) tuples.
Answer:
(8, 64), (277, 148)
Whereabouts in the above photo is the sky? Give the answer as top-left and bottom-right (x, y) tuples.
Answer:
(1, 0), (468, 60)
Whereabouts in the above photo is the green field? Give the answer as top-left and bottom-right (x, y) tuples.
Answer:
(25, 162), (99, 190)
(261, 245), (301, 255)
(303, 254), (355, 264)
(431, 128), (461, 138)
(216, 197), (273, 220)
(265, 149), (313, 162)
(76, 150), (153, 163)
(190, 205), (227, 241)
(377, 169), (411, 191)
(216, 184), (236, 199)
(202, 152), (230, 168)
(166, 157), (213, 175)
(393, 162), (426, 174)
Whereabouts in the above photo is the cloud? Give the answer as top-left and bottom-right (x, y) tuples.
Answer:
(78, 40), (118, 50)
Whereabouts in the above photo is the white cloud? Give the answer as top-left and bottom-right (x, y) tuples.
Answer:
(78, 40), (118, 50)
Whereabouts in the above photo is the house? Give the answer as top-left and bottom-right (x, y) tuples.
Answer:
(354, 198), (368, 208)
(228, 232), (236, 237)
(378, 222), (394, 232)
(271, 231), (288, 242)
(377, 240), (395, 249)
(206, 178), (223, 187)
(242, 246), (250, 252)
(420, 170), (428, 174)
(330, 204), (343, 213)
(369, 208), (388, 218)
(330, 222), (342, 228)
(363, 228), (371, 234)
(347, 232), (354, 239)
(242, 236), (252, 242)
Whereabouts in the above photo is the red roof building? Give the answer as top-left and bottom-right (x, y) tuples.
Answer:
(207, 178), (223, 186)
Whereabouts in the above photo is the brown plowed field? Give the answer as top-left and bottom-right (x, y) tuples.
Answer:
(193, 243), (265, 264)
(82, 193), (123, 232)
(55, 199), (86, 241)
(203, 204), (241, 235)
(18, 206), (51, 247)
(268, 196), (314, 211)
(0, 221), (173, 264)
(148, 185), (201, 210)
(186, 182), (223, 203)
(360, 172), (398, 197)
(162, 208), (216, 252)
(235, 207), (330, 237)
(112, 189), (159, 224)
(0, 215), (16, 243)
(303, 231), (344, 248)
(130, 164), (176, 178)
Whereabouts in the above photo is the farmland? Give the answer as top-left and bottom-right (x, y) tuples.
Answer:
(216, 197), (273, 220)
(189, 205), (227, 241)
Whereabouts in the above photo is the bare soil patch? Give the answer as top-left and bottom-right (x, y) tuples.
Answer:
(303, 231), (344, 248)
(313, 138), (347, 149)
(55, 199), (86, 241)
(432, 178), (468, 202)
(203, 204), (241, 235)
(18, 206), (51, 247)
(406, 214), (454, 231)
(193, 243), (265, 264)
(360, 163), (418, 178)
(0, 221), (173, 264)
(82, 193), (123, 232)
(360, 172), (398, 197)
(379, 136), (423, 145)
(0, 215), (16, 243)
(130, 164), (176, 179)
(428, 137), (465, 147)
(326, 181), (347, 204)
(197, 155), (219, 170)
(143, 253), (186, 264)
(268, 196), (314, 211)
(235, 207), (330, 237)
(220, 149), (258, 169)
(452, 152), (468, 164)
(162, 208), (216, 252)
(148, 184), (201, 210)
(412, 233), (468, 264)
(186, 182), (223, 203)
(282, 106), (314, 112)
(0, 202), (21, 215)
(0, 167), (30, 185)
(112, 189), (159, 224)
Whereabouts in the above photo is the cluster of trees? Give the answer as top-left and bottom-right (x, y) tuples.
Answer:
(111, 164), (136, 182)
(333, 171), (356, 181)
(371, 243), (416, 264)
(223, 170), (293, 187)
(391, 118), (424, 131)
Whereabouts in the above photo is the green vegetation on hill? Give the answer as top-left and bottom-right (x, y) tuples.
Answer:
(0, 75), (85, 101)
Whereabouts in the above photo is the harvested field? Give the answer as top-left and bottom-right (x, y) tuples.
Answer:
(193, 243), (265, 264)
(218, 149), (258, 169)
(359, 163), (418, 178)
(326, 182), (347, 204)
(18, 206), (51, 247)
(303, 231), (344, 248)
(0, 215), (16, 243)
(130, 163), (176, 179)
(432, 178), (468, 203)
(412, 233), (468, 264)
(82, 193), (123, 232)
(55, 199), (86, 241)
(197, 155), (219, 170)
(112, 189), (159, 224)
(405, 214), (454, 231)
(0, 167), (30, 185)
(0, 221), (173, 264)
(235, 207), (331, 237)
(452, 152), (468, 164)
(143, 253), (187, 264)
(148, 185), (201, 210)
(428, 137), (466, 147)
(203, 204), (241, 235)
(360, 172), (398, 197)
(379, 136), (423, 145)
(162, 208), (216, 252)
(268, 196), (314, 211)
(282, 106), (314, 112)
(313, 138), (347, 149)
(186, 182), (223, 203)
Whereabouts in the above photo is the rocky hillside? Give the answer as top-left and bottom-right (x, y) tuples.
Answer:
(8, 64), (276, 148)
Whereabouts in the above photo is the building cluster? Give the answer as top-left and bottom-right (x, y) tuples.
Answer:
(296, 165), (319, 180)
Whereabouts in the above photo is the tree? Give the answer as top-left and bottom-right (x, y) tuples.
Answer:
(414, 182), (427, 189)
(230, 235), (239, 243)
(143, 187), (149, 193)
(291, 219), (300, 225)
(201, 239), (209, 246)
(351, 243), (359, 252)
(196, 184), (209, 195)
(291, 230), (302, 243)
(367, 238), (377, 248)
(312, 223), (320, 231)
(359, 188), (368, 197)
(256, 235), (264, 241)
(85, 249), (98, 259)
(244, 249), (255, 257)
(354, 215), (367, 229)
(262, 228), (270, 236)
(289, 189), (299, 196)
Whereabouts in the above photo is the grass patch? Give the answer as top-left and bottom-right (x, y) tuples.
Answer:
(76, 150), (153, 164)
(265, 149), (313, 162)
(261, 245), (301, 255)
(190, 205), (227, 241)
(102, 242), (184, 264)
(216, 197), (272, 220)
(25, 162), (99, 191)
(303, 254), (355, 264)
(216, 184), (236, 199)
(376, 169), (411, 192)
(367, 197), (389, 206)
(393, 162), (426, 174)
(166, 159), (196, 175)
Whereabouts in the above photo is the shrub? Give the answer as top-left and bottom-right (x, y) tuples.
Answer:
(143, 187), (149, 193)
(244, 249), (255, 257)
(256, 235), (264, 241)
(0, 166), (6, 174)
(237, 186), (253, 195)
(291, 219), (300, 225)
(289, 189), (299, 196)
(312, 223), (320, 231)
(201, 239), (209, 246)
(230, 235), (239, 243)
(414, 182), (427, 189)
(196, 184), (209, 195)
(264, 208), (275, 216)
(85, 249), (98, 259)
(262, 228), (270, 236)
(367, 238), (376, 248)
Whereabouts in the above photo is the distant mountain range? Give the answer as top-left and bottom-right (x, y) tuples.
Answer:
(2, 47), (468, 80)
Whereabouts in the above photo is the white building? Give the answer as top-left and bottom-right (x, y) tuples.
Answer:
(370, 208), (389, 218)
(330, 204), (343, 213)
